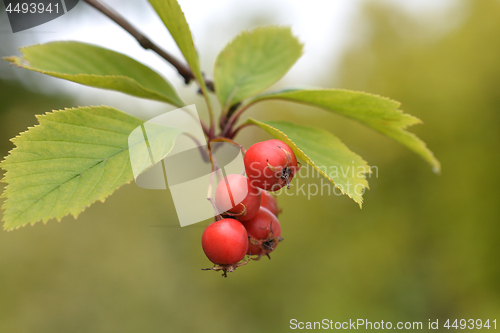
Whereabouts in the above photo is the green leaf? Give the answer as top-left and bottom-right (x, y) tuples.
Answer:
(247, 119), (370, 206)
(149, 0), (209, 95)
(0, 106), (181, 230)
(248, 89), (440, 172)
(3, 41), (184, 106)
(214, 26), (303, 111)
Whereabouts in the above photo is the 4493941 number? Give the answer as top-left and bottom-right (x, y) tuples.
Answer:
(444, 319), (497, 330)
(5, 2), (59, 14)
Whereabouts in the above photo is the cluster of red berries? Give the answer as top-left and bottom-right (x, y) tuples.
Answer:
(202, 139), (299, 277)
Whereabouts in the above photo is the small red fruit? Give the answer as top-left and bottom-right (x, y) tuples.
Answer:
(202, 218), (248, 265)
(242, 207), (283, 259)
(244, 139), (298, 191)
(214, 174), (261, 221)
(260, 190), (280, 216)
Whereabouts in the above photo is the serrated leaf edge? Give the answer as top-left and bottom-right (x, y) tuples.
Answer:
(246, 118), (370, 207)
(249, 87), (421, 126)
(3, 55), (184, 107)
(214, 25), (304, 109)
(0, 106), (180, 230)
(245, 88), (441, 172)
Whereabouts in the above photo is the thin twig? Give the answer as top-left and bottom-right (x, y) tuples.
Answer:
(82, 0), (214, 90)
(210, 137), (247, 154)
(229, 123), (254, 139)
(206, 144), (221, 220)
(181, 106), (210, 137)
(202, 92), (216, 140)
(221, 103), (253, 137)
(182, 132), (210, 163)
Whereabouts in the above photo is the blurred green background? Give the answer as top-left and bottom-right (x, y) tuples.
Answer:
(1, 0), (499, 332)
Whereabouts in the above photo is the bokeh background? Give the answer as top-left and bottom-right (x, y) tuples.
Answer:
(1, 0), (499, 332)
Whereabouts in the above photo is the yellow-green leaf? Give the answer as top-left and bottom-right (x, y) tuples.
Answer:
(214, 26), (303, 111)
(247, 119), (370, 206)
(248, 89), (440, 172)
(148, 0), (209, 95)
(0, 106), (181, 230)
(3, 41), (184, 106)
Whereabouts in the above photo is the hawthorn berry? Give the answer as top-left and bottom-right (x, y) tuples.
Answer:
(214, 174), (261, 221)
(201, 218), (249, 277)
(244, 139), (298, 191)
(260, 190), (281, 216)
(242, 207), (283, 259)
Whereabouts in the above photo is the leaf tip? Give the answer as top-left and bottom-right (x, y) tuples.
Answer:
(432, 164), (441, 175)
(2, 55), (29, 68)
(2, 56), (16, 63)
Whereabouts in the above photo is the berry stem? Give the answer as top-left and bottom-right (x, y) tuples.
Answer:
(206, 144), (222, 219)
(210, 137), (247, 154)
(201, 257), (251, 278)
(229, 123), (255, 139)
(202, 94), (216, 141)
(220, 102), (254, 138)
(183, 133), (210, 163)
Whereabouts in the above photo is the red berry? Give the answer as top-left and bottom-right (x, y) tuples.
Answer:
(244, 139), (298, 191)
(260, 190), (280, 216)
(202, 218), (248, 265)
(242, 207), (283, 259)
(214, 174), (261, 221)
